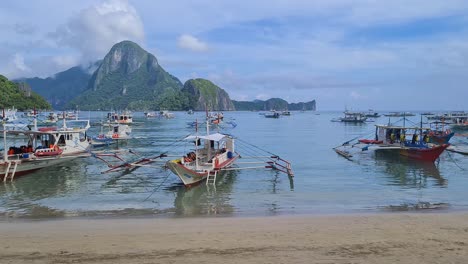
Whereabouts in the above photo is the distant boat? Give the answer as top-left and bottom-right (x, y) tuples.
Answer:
(384, 112), (415, 117)
(281, 111), (291, 116)
(159, 110), (175, 119)
(265, 111), (280, 118)
(187, 109), (194, 115)
(57, 110), (79, 120)
(427, 121), (454, 144)
(42, 112), (58, 124)
(144, 111), (158, 118)
(363, 109), (380, 118)
(107, 111), (133, 124)
(332, 111), (367, 123)
(421, 112), (434, 116)
(449, 112), (468, 130)
(1, 108), (18, 122)
(91, 124), (132, 147)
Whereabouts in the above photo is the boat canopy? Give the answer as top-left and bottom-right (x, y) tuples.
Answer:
(184, 133), (228, 142)
(375, 124), (430, 130)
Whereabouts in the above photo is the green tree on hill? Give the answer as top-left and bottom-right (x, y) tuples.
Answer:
(0, 75), (51, 110)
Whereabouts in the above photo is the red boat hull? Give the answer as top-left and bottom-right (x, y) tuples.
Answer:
(35, 149), (64, 157)
(399, 144), (449, 162)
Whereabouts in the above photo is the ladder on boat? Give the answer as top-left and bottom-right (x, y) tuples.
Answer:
(3, 160), (20, 182)
(206, 170), (218, 185)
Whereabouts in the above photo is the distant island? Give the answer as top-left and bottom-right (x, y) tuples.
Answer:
(15, 40), (316, 111)
(233, 98), (316, 111)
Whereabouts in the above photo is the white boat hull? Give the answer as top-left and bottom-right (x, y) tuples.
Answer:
(0, 155), (82, 179)
(166, 156), (238, 186)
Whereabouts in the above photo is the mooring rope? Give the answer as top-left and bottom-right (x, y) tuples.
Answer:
(143, 169), (172, 202)
(445, 150), (466, 171)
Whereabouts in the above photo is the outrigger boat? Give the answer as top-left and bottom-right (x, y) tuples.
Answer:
(166, 132), (238, 186)
(335, 122), (449, 163)
(0, 117), (91, 181)
(144, 111), (158, 118)
(364, 109), (381, 118)
(107, 111), (133, 124)
(331, 111), (367, 123)
(159, 110), (175, 119)
(264, 111), (280, 118)
(384, 112), (415, 117)
(41, 112), (58, 124)
(90, 124), (132, 147)
(427, 121), (454, 144)
(96, 118), (293, 187)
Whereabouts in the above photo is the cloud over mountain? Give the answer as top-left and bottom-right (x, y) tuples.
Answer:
(177, 34), (209, 52)
(49, 0), (145, 63)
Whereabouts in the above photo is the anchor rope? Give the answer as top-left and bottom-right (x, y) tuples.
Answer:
(445, 150), (466, 171)
(143, 169), (172, 202)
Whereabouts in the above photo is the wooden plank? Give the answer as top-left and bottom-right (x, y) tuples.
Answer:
(334, 148), (353, 158)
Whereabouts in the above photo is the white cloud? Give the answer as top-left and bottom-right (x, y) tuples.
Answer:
(13, 54), (30, 72)
(49, 0), (144, 63)
(51, 55), (79, 69)
(0, 53), (82, 79)
(255, 93), (270, 100)
(177, 34), (209, 52)
(350, 91), (366, 100)
(0, 54), (31, 79)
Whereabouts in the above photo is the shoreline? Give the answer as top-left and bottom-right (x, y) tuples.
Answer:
(1, 212), (468, 263)
(0, 204), (459, 223)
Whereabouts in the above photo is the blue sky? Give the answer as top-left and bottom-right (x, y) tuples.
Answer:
(1, 0), (468, 110)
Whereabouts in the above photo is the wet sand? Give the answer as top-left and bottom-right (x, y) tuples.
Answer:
(1, 213), (468, 264)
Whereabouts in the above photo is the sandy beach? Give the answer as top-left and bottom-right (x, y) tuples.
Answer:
(1, 213), (468, 264)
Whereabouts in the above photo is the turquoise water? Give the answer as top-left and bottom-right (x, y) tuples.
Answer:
(1, 111), (467, 219)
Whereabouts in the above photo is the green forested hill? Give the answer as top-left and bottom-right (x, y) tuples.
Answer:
(182, 79), (235, 111)
(0, 75), (51, 110)
(69, 41), (184, 110)
(18, 63), (97, 110)
(13, 40), (316, 111)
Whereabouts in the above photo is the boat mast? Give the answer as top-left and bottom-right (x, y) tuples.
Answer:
(33, 107), (38, 131)
(2, 109), (7, 162)
(62, 111), (67, 129)
(195, 118), (199, 170)
(420, 114), (423, 142)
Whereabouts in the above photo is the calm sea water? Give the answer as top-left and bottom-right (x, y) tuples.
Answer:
(1, 111), (467, 219)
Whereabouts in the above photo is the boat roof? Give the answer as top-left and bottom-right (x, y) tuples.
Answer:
(375, 124), (431, 130)
(1, 127), (88, 135)
(184, 133), (229, 142)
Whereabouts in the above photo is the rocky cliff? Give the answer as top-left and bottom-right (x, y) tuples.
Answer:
(182, 79), (235, 111)
(69, 41), (183, 110)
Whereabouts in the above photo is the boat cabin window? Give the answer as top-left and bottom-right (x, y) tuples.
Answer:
(79, 132), (86, 142)
(58, 135), (66, 146)
(39, 134), (55, 148)
(113, 126), (118, 133)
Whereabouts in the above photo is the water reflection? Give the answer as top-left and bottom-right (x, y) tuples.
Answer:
(171, 170), (238, 216)
(373, 151), (446, 188)
(0, 159), (87, 218)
